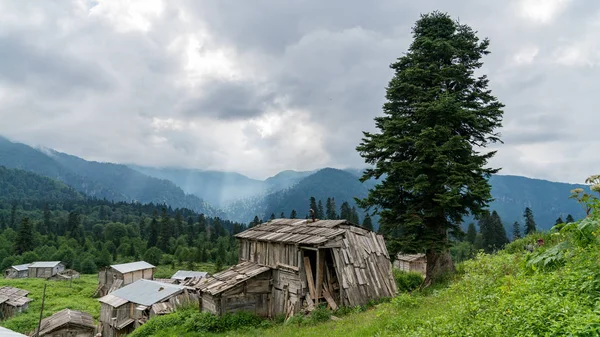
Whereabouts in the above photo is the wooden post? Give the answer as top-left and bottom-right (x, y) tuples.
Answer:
(35, 283), (47, 337)
(315, 249), (325, 302)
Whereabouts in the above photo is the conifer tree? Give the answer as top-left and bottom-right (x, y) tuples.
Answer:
(362, 214), (374, 231)
(325, 198), (333, 219)
(309, 197), (318, 217)
(317, 200), (325, 219)
(566, 214), (575, 223)
(555, 216), (564, 226)
(198, 214), (206, 233)
(148, 211), (159, 248)
(356, 12), (503, 283)
(280, 212), (285, 218)
(512, 221), (521, 240)
(41, 203), (51, 235)
(290, 210), (297, 219)
(174, 210), (184, 238)
(270, 213), (275, 220)
(14, 217), (33, 255)
(466, 223), (477, 244)
(158, 208), (172, 252)
(524, 207), (537, 235)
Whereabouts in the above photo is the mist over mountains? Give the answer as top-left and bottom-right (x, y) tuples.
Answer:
(0, 137), (588, 231)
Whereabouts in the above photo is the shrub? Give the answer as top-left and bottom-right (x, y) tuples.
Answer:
(392, 269), (424, 292)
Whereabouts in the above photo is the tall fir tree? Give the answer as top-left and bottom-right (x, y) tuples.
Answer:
(339, 202), (352, 221)
(466, 223), (477, 244)
(290, 210), (297, 219)
(14, 217), (34, 255)
(41, 203), (51, 235)
(174, 210), (183, 238)
(362, 214), (374, 231)
(309, 197), (318, 218)
(356, 12), (503, 283)
(555, 216), (564, 226)
(512, 221), (521, 241)
(566, 214), (575, 223)
(187, 216), (195, 245)
(10, 203), (17, 229)
(270, 213), (275, 220)
(280, 212), (285, 218)
(148, 211), (159, 248)
(198, 214), (207, 233)
(158, 208), (172, 252)
(524, 207), (537, 235)
(317, 200), (325, 219)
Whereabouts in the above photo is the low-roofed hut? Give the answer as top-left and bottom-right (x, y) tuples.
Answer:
(98, 279), (197, 337)
(35, 308), (96, 337)
(393, 253), (427, 276)
(3, 264), (31, 279)
(0, 286), (33, 320)
(197, 218), (397, 318)
(28, 261), (66, 278)
(96, 261), (155, 297)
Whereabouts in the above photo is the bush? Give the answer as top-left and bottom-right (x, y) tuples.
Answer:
(392, 269), (424, 292)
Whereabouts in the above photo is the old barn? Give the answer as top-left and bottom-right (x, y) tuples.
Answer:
(393, 253), (427, 276)
(98, 279), (196, 337)
(0, 286), (33, 320)
(28, 261), (66, 278)
(3, 264), (31, 279)
(96, 261), (155, 297)
(35, 308), (96, 337)
(197, 218), (397, 318)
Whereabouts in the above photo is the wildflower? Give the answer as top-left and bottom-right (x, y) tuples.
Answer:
(591, 184), (600, 193)
(571, 188), (584, 194)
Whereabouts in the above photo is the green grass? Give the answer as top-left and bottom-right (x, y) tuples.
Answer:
(0, 274), (99, 334)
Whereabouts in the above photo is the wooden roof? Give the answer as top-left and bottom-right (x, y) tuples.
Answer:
(0, 286), (32, 307)
(37, 309), (95, 336)
(234, 218), (350, 245)
(196, 261), (270, 296)
(396, 253), (426, 262)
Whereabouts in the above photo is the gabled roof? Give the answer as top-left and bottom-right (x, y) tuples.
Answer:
(99, 279), (185, 307)
(171, 270), (209, 280)
(29, 261), (63, 268)
(8, 263), (31, 272)
(234, 218), (350, 245)
(0, 286), (32, 307)
(110, 261), (155, 274)
(0, 326), (27, 337)
(196, 261), (270, 296)
(37, 309), (95, 336)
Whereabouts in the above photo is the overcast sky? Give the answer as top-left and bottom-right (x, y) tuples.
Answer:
(0, 0), (597, 183)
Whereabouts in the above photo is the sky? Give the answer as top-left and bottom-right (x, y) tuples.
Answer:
(0, 0), (598, 183)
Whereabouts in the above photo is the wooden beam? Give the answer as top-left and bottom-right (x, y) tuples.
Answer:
(300, 246), (318, 251)
(303, 257), (316, 300)
(322, 283), (338, 310)
(315, 249), (325, 301)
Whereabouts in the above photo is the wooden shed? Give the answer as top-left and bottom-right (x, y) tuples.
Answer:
(0, 286), (33, 320)
(393, 253), (427, 276)
(3, 264), (31, 279)
(197, 218), (397, 318)
(35, 308), (96, 337)
(98, 279), (197, 337)
(96, 261), (155, 297)
(28, 261), (66, 278)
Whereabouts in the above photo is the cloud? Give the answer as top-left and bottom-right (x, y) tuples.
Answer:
(0, 0), (599, 184)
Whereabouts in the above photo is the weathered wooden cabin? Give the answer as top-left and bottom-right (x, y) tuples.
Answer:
(96, 261), (155, 297)
(28, 261), (66, 278)
(3, 264), (31, 279)
(35, 308), (96, 337)
(47, 269), (81, 282)
(0, 326), (28, 337)
(393, 253), (427, 276)
(171, 270), (210, 281)
(197, 218), (397, 318)
(98, 279), (196, 337)
(0, 286), (33, 320)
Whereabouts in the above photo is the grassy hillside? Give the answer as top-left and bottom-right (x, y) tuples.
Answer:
(130, 196), (600, 336)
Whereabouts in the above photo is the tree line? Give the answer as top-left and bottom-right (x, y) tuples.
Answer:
(0, 198), (248, 274)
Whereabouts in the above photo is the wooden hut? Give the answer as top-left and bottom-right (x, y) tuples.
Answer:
(0, 326), (28, 337)
(393, 254), (427, 276)
(3, 264), (31, 279)
(28, 261), (66, 278)
(47, 269), (81, 282)
(197, 218), (397, 318)
(98, 279), (196, 337)
(0, 286), (33, 320)
(35, 308), (96, 337)
(96, 261), (155, 297)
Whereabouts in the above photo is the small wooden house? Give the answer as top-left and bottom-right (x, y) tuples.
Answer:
(0, 286), (33, 320)
(3, 264), (31, 279)
(171, 270), (210, 281)
(0, 326), (28, 337)
(28, 261), (66, 278)
(197, 218), (397, 318)
(393, 254), (427, 276)
(96, 261), (155, 297)
(98, 279), (196, 337)
(35, 308), (96, 337)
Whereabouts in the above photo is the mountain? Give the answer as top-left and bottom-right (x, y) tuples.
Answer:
(0, 137), (221, 216)
(0, 166), (84, 201)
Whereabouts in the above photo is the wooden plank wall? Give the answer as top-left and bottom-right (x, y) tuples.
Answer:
(239, 240), (300, 269)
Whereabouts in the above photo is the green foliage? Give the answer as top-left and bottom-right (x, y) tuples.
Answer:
(143, 247), (163, 266)
(356, 11), (504, 282)
(392, 269), (424, 292)
(523, 207), (537, 235)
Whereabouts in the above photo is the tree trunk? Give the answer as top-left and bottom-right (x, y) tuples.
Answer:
(422, 249), (455, 288)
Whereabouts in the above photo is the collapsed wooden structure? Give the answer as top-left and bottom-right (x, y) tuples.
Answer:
(3, 264), (31, 279)
(98, 279), (197, 337)
(34, 308), (96, 337)
(96, 261), (155, 297)
(0, 286), (33, 320)
(393, 253), (427, 276)
(197, 218), (397, 318)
